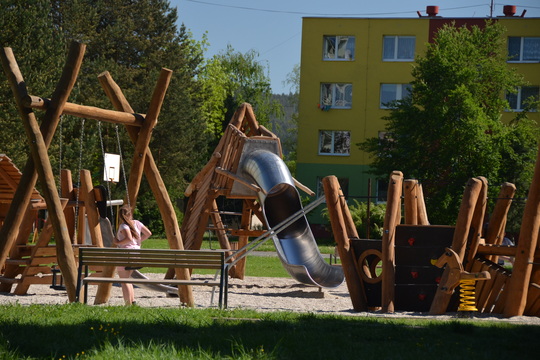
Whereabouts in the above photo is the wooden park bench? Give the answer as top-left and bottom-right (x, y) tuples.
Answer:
(76, 247), (228, 308)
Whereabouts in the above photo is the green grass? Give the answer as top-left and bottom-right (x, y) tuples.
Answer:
(142, 237), (337, 277)
(137, 255), (290, 277)
(144, 237), (337, 254)
(0, 304), (538, 360)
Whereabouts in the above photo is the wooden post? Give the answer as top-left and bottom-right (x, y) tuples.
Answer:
(465, 177), (488, 271)
(126, 68), (172, 207)
(79, 170), (103, 247)
(234, 201), (252, 279)
(61, 169), (76, 242)
(403, 179), (418, 225)
(0, 42), (85, 273)
(97, 71), (194, 306)
(11, 65), (78, 301)
(485, 183), (515, 263)
(429, 177), (482, 314)
(0, 43), (84, 302)
(322, 175), (367, 311)
(381, 171), (403, 313)
(208, 199), (241, 278)
(504, 145), (540, 317)
(416, 183), (430, 225)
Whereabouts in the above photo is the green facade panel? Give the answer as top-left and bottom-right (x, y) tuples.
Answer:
(296, 162), (381, 224)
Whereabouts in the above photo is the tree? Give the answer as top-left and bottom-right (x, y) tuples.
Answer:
(1, 0), (211, 235)
(278, 64), (300, 175)
(0, 0), (65, 167)
(202, 45), (282, 141)
(359, 21), (538, 226)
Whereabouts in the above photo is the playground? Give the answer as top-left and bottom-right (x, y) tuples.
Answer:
(1, 40), (540, 322)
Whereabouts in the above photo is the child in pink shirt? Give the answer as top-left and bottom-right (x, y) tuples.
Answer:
(114, 205), (152, 305)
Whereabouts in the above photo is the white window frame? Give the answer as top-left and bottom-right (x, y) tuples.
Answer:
(323, 35), (355, 61)
(318, 130), (351, 156)
(506, 86), (539, 112)
(320, 83), (353, 109)
(380, 84), (412, 109)
(508, 37), (540, 63)
(383, 36), (416, 61)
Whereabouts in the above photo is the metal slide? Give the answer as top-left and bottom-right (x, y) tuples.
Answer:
(240, 149), (344, 288)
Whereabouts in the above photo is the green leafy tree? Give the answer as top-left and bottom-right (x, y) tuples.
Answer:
(359, 21), (538, 226)
(0, 0), (65, 167)
(280, 64), (300, 175)
(1, 0), (210, 234)
(203, 45), (283, 141)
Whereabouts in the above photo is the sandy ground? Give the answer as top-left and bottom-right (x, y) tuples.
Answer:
(1, 273), (539, 325)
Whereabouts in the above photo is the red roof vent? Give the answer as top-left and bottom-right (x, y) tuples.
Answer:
(503, 5), (517, 16)
(426, 5), (439, 17)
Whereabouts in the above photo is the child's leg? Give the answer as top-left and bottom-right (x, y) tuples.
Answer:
(117, 268), (134, 305)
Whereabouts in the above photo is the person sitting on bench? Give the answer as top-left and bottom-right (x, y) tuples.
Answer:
(114, 205), (152, 305)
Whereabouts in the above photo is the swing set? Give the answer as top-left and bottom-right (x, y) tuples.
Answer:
(0, 41), (195, 306)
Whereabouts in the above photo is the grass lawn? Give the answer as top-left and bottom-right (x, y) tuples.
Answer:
(142, 237), (337, 278)
(1, 304), (538, 359)
(9, 237), (531, 359)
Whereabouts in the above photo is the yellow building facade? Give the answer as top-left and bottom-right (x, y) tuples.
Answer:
(297, 15), (540, 223)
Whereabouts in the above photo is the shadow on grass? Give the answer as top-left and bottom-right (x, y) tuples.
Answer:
(0, 304), (539, 359)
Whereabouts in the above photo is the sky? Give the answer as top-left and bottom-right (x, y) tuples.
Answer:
(171, 1), (540, 94)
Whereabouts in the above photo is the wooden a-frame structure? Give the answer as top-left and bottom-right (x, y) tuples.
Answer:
(0, 156), (116, 295)
(181, 103), (314, 278)
(0, 41), (194, 305)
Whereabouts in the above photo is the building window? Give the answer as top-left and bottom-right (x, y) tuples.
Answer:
(323, 35), (355, 60)
(383, 36), (415, 61)
(508, 37), (540, 62)
(380, 84), (412, 108)
(318, 130), (351, 155)
(506, 86), (539, 111)
(320, 83), (352, 109)
(316, 176), (349, 198)
(377, 179), (388, 202)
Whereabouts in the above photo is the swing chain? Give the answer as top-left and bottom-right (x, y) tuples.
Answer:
(115, 124), (130, 210)
(98, 121), (115, 222)
(74, 118), (86, 241)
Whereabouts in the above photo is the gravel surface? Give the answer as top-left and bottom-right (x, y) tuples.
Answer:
(1, 273), (539, 325)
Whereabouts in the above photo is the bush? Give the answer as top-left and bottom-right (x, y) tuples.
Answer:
(321, 200), (386, 239)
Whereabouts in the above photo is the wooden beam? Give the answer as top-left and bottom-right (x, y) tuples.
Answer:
(126, 68), (172, 207)
(485, 182), (516, 263)
(61, 169), (76, 242)
(293, 177), (315, 197)
(504, 144), (540, 317)
(403, 179), (418, 225)
(97, 71), (194, 307)
(429, 177), (483, 315)
(381, 171), (403, 313)
(0, 42), (84, 302)
(466, 176), (488, 271)
(476, 244), (517, 257)
(215, 167), (263, 194)
(79, 170), (103, 247)
(323, 175), (367, 311)
(416, 182), (430, 225)
(22, 95), (145, 127)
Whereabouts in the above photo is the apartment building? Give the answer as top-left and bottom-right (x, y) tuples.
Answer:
(296, 6), (540, 223)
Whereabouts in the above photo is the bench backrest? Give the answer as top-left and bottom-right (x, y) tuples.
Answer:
(78, 248), (225, 269)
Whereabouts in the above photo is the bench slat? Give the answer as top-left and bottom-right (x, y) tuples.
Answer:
(83, 277), (220, 286)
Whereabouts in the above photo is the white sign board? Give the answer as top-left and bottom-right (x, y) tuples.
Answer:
(103, 153), (121, 182)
